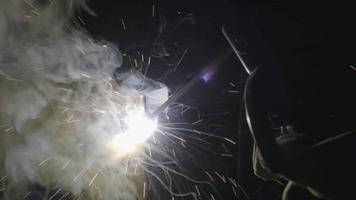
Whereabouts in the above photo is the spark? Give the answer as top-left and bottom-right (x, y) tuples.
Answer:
(128, 55), (134, 68)
(227, 90), (239, 94)
(192, 119), (203, 125)
(143, 182), (146, 199)
(4, 127), (13, 133)
(62, 160), (71, 170)
(134, 163), (138, 174)
(123, 164), (129, 175)
(144, 60), (150, 76)
(180, 105), (195, 115)
(210, 194), (216, 200)
(201, 111), (230, 117)
(148, 56), (151, 66)
(152, 5), (155, 18)
(157, 129), (186, 142)
(173, 49), (188, 72)
(38, 156), (52, 167)
(152, 134), (157, 144)
(232, 178), (250, 199)
(24, 0), (39, 11)
(66, 115), (80, 123)
(240, 187), (251, 199)
(49, 188), (62, 200)
(57, 87), (73, 93)
(229, 82), (236, 87)
(350, 65), (356, 71)
(93, 185), (103, 199)
(73, 167), (86, 181)
(195, 185), (201, 196)
(208, 124), (224, 128)
(220, 154), (233, 157)
(77, 16), (86, 25)
(75, 45), (86, 54)
(142, 165), (200, 199)
(172, 148), (176, 158)
(123, 166), (129, 175)
(22, 192), (32, 199)
(58, 192), (71, 200)
(224, 137), (236, 145)
(92, 108), (106, 114)
(147, 144), (152, 157)
(214, 171), (226, 183)
(221, 143), (229, 152)
(204, 171), (214, 182)
(61, 107), (69, 113)
(81, 73), (91, 78)
(89, 172), (99, 186)
(121, 19), (126, 31)
(31, 114), (40, 119)
(5, 76), (23, 82)
(228, 177), (237, 188)
(193, 129), (202, 134)
(180, 140), (186, 148)
(31, 9), (41, 16)
(232, 186), (237, 197)
(0, 176), (7, 182)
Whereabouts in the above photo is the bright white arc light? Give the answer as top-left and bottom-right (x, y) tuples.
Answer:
(124, 108), (157, 145)
(108, 108), (157, 155)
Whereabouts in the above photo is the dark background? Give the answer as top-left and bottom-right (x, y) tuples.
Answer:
(82, 1), (355, 199)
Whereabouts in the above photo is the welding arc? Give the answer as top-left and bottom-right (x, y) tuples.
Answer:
(148, 49), (232, 118)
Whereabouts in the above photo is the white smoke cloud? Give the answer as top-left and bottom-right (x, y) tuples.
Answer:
(0, 0), (168, 199)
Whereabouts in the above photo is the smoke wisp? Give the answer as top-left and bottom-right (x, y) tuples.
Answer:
(0, 0), (168, 199)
